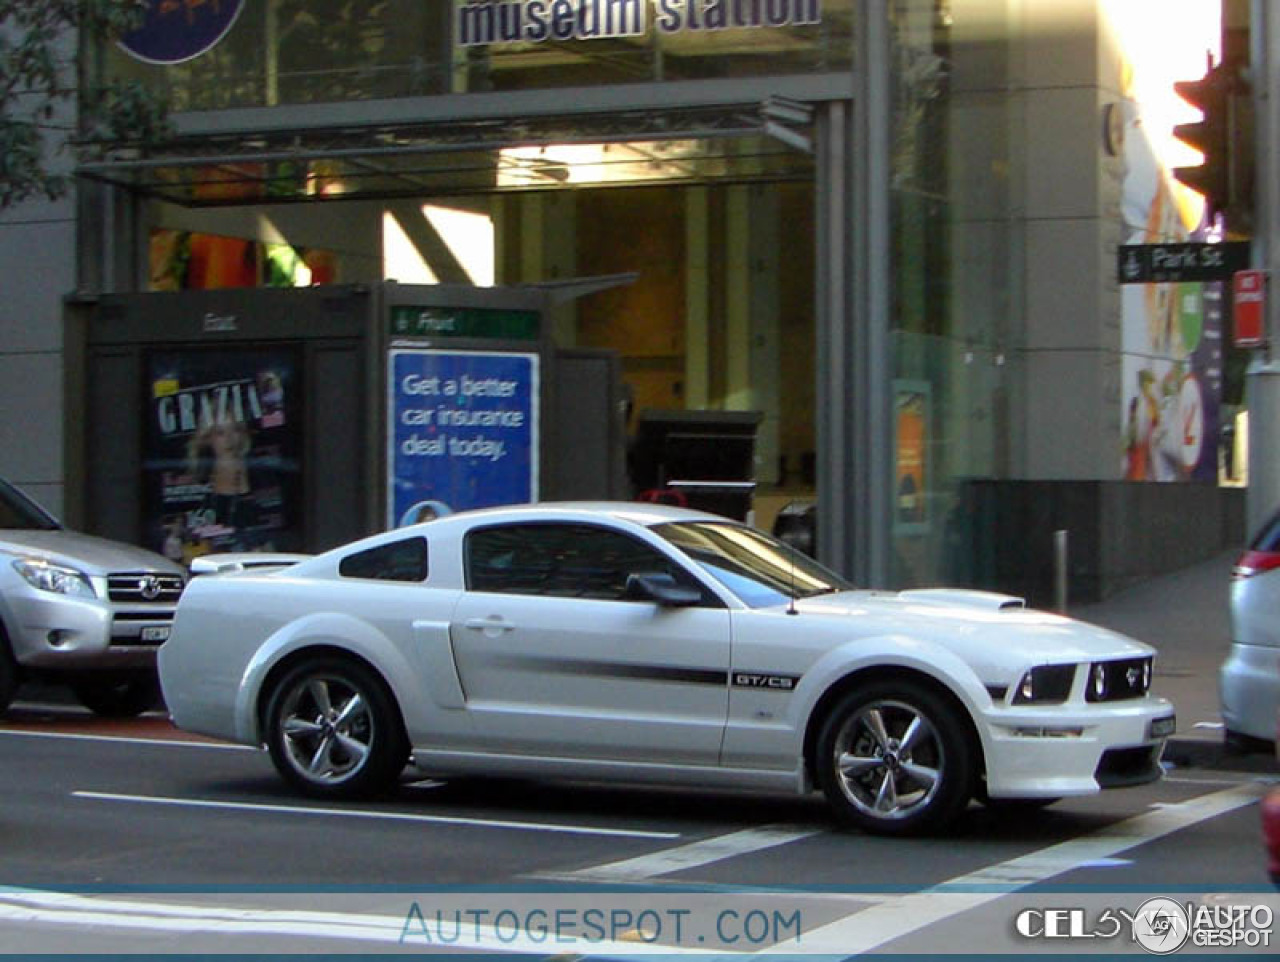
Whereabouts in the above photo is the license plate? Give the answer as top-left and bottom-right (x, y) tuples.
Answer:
(1149, 715), (1176, 739)
(141, 626), (171, 643)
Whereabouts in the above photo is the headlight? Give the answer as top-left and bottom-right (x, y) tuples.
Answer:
(1091, 663), (1108, 700)
(1085, 656), (1153, 702)
(13, 559), (96, 598)
(1011, 664), (1076, 705)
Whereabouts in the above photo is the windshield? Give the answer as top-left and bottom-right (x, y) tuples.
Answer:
(652, 521), (852, 608)
(0, 478), (61, 531)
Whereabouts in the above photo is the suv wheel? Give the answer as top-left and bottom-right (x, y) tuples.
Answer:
(71, 673), (160, 718)
(0, 628), (22, 714)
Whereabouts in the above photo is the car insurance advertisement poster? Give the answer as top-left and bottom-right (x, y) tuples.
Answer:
(143, 349), (304, 564)
(389, 349), (539, 526)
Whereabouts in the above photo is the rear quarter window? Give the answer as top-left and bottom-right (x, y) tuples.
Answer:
(338, 537), (428, 582)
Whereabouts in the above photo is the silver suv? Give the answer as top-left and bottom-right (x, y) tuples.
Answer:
(0, 477), (186, 716)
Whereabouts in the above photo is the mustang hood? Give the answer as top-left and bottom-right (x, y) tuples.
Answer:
(794, 588), (1153, 665)
(0, 529), (183, 576)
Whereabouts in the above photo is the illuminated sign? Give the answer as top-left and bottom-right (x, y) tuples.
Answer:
(388, 349), (540, 523)
(456, 0), (821, 46)
(119, 0), (246, 65)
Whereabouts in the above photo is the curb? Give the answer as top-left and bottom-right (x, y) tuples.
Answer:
(1164, 736), (1279, 775)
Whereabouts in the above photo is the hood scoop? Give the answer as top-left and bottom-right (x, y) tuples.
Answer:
(897, 588), (1027, 611)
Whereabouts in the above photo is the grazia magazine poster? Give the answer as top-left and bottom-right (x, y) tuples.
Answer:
(143, 350), (303, 565)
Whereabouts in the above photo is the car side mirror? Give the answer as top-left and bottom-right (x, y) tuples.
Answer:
(625, 572), (703, 607)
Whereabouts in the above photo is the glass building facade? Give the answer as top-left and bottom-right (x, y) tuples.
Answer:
(68, 1), (1234, 596)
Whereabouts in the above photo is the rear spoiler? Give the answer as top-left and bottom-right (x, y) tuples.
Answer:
(189, 552), (312, 576)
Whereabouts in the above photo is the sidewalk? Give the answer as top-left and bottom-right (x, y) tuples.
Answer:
(1069, 549), (1276, 773)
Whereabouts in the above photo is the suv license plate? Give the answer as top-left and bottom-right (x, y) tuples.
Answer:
(1148, 715), (1176, 739)
(141, 626), (171, 643)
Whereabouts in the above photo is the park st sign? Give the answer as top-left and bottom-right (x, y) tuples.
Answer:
(1117, 241), (1250, 285)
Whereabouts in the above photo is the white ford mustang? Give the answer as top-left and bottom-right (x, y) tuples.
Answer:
(159, 502), (1175, 835)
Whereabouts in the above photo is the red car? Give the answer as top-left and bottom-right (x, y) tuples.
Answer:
(1266, 786), (1280, 885)
(1267, 714), (1280, 885)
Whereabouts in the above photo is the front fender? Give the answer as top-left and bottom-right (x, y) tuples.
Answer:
(233, 611), (423, 745)
(788, 633), (996, 763)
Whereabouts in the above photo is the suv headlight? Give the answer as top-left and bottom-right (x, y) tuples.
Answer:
(1012, 664), (1076, 705)
(13, 559), (96, 598)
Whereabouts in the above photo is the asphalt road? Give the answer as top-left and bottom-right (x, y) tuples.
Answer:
(0, 696), (1275, 956)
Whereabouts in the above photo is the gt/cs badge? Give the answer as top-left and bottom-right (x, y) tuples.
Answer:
(733, 672), (799, 691)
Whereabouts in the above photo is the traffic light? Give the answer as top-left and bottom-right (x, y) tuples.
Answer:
(1172, 55), (1254, 231)
(1173, 62), (1231, 219)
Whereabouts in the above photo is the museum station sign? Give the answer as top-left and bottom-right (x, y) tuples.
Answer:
(456, 0), (822, 46)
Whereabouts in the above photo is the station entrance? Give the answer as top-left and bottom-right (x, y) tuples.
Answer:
(74, 108), (826, 554)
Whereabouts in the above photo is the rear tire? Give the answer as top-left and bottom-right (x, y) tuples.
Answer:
(264, 656), (407, 800)
(1224, 729), (1274, 755)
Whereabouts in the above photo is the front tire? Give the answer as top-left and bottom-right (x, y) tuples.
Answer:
(0, 629), (21, 714)
(264, 657), (407, 799)
(816, 679), (975, 836)
(71, 673), (159, 717)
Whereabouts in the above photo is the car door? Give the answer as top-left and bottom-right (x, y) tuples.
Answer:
(449, 521), (731, 765)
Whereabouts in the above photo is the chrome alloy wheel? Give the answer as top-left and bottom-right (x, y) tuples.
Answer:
(266, 658), (407, 799)
(830, 698), (945, 821)
(278, 674), (374, 784)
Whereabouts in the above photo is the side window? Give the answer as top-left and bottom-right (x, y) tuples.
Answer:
(466, 523), (698, 602)
(338, 537), (428, 582)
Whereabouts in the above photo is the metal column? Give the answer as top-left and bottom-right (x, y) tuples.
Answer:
(816, 2), (894, 586)
(1246, 0), (1280, 537)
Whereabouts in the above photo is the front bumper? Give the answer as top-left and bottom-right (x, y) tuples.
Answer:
(6, 586), (175, 670)
(1219, 642), (1280, 742)
(981, 695), (1175, 799)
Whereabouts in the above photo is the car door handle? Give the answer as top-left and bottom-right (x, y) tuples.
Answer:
(464, 617), (516, 633)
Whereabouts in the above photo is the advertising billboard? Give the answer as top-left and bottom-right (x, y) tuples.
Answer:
(389, 349), (540, 526)
(143, 348), (304, 563)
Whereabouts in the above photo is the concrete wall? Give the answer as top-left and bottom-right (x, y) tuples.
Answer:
(1017, 0), (1122, 481)
(0, 79), (77, 516)
(959, 479), (1245, 604)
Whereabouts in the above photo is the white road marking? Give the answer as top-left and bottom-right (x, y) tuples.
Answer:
(0, 727), (255, 751)
(5, 785), (1264, 954)
(1076, 857), (1133, 868)
(559, 823), (823, 881)
(73, 790), (681, 840)
(403, 778), (448, 789)
(773, 782), (1264, 956)
(1162, 775), (1261, 786)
